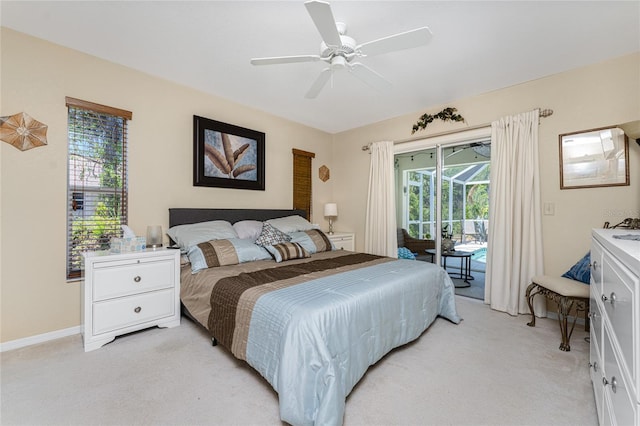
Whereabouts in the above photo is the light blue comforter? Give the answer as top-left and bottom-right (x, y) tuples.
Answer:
(245, 258), (460, 425)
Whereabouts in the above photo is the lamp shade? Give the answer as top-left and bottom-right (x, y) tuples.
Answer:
(324, 203), (338, 217)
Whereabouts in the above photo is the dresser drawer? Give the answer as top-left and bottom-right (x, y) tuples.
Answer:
(93, 259), (174, 301)
(590, 327), (604, 423)
(590, 289), (603, 367)
(93, 288), (175, 335)
(603, 323), (637, 426)
(602, 253), (636, 383)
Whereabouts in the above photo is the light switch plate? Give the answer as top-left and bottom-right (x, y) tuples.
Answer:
(543, 202), (555, 215)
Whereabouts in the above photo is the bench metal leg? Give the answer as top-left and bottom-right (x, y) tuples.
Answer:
(525, 282), (589, 352)
(526, 283), (542, 327)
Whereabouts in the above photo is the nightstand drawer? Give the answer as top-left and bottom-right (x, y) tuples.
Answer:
(327, 232), (355, 251)
(93, 259), (174, 301)
(93, 288), (175, 335)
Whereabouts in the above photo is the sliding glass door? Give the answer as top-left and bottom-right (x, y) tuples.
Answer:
(395, 139), (490, 299)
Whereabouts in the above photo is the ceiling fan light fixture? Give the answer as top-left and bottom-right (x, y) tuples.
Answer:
(331, 55), (347, 69)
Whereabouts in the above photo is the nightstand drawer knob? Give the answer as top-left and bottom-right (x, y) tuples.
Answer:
(134, 306), (142, 314)
(134, 276), (141, 283)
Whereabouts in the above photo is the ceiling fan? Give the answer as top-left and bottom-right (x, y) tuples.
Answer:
(445, 142), (491, 159)
(250, 0), (433, 99)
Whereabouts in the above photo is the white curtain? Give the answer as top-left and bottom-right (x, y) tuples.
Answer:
(364, 141), (397, 257)
(485, 110), (545, 316)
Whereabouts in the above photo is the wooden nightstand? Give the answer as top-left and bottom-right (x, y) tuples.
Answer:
(327, 232), (355, 251)
(81, 248), (180, 352)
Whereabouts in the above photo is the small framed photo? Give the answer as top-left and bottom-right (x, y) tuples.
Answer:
(193, 115), (265, 190)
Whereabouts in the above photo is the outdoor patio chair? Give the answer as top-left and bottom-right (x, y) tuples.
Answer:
(463, 220), (478, 243)
(397, 228), (435, 263)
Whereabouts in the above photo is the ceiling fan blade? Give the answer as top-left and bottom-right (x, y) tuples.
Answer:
(305, 68), (332, 99)
(349, 63), (392, 91)
(251, 55), (322, 66)
(304, 0), (342, 47)
(357, 27), (432, 57)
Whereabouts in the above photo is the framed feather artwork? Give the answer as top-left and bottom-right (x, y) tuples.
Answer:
(193, 115), (265, 190)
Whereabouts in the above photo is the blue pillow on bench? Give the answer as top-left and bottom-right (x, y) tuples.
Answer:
(561, 252), (591, 284)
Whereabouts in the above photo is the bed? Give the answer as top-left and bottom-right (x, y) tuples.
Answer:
(169, 208), (460, 426)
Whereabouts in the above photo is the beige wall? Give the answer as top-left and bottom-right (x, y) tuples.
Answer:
(333, 52), (640, 277)
(0, 29), (333, 343)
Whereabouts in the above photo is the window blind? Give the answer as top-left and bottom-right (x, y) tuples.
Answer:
(66, 97), (132, 279)
(292, 149), (315, 221)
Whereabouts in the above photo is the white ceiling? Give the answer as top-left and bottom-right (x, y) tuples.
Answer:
(2, 1), (639, 134)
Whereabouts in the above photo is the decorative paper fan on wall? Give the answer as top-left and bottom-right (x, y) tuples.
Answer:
(250, 0), (432, 98)
(0, 112), (48, 151)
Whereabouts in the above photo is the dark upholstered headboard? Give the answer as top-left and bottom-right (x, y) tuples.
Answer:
(169, 208), (308, 228)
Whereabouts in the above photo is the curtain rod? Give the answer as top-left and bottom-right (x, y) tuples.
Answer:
(361, 108), (553, 151)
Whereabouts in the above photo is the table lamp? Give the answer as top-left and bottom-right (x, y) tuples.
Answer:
(324, 203), (338, 235)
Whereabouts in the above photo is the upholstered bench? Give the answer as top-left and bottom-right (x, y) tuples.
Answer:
(525, 275), (590, 352)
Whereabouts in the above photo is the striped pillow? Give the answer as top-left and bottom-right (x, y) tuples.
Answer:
(187, 238), (271, 273)
(265, 242), (310, 263)
(289, 229), (334, 253)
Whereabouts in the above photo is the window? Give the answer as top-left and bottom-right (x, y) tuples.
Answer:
(292, 149), (315, 220)
(66, 97), (132, 279)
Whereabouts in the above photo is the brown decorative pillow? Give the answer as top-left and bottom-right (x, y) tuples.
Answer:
(265, 242), (310, 263)
(289, 229), (334, 253)
(194, 239), (240, 269)
(303, 229), (333, 253)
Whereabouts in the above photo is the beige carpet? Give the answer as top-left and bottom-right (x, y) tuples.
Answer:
(1, 296), (597, 426)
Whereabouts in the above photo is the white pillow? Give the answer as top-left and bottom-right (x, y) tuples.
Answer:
(266, 215), (315, 233)
(167, 220), (238, 251)
(233, 220), (263, 241)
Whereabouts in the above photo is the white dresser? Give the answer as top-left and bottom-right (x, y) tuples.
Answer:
(589, 228), (640, 425)
(327, 232), (355, 251)
(82, 249), (181, 352)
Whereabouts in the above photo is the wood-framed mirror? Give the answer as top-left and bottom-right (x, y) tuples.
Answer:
(559, 125), (629, 189)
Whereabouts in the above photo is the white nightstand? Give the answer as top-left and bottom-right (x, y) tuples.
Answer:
(327, 232), (355, 251)
(81, 248), (181, 352)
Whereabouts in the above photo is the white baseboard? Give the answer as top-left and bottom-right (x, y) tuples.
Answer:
(0, 326), (80, 353)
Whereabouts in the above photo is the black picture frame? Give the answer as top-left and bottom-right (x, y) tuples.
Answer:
(193, 115), (265, 190)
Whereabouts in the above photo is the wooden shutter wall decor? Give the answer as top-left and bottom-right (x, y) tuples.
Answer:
(292, 149), (315, 221)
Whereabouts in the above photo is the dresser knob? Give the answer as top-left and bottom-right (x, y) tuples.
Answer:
(591, 260), (597, 270)
(134, 276), (141, 283)
(592, 361), (598, 372)
(609, 292), (617, 306)
(134, 306), (142, 313)
(610, 377), (617, 393)
(601, 294), (608, 302)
